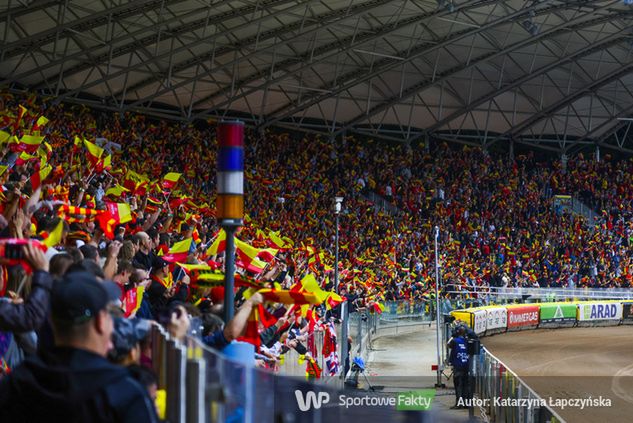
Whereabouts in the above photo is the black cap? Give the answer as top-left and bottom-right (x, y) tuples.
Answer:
(151, 255), (169, 271)
(111, 318), (151, 357)
(51, 272), (122, 324)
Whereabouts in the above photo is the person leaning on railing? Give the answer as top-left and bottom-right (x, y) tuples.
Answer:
(159, 292), (266, 350)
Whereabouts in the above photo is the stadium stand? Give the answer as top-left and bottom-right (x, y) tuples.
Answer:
(0, 91), (631, 420)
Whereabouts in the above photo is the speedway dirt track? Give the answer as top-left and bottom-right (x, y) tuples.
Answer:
(483, 326), (633, 423)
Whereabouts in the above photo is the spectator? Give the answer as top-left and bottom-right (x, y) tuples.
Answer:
(108, 318), (151, 366)
(0, 243), (52, 333)
(0, 271), (158, 422)
(146, 257), (188, 315)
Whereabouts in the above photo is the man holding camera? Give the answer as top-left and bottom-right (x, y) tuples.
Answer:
(447, 325), (470, 409)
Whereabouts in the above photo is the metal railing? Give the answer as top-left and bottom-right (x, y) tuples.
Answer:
(474, 346), (565, 423)
(360, 190), (404, 216)
(278, 300), (433, 381)
(444, 286), (633, 306)
(569, 197), (598, 224)
(152, 320), (441, 423)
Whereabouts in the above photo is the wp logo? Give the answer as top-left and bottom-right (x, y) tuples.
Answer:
(295, 390), (330, 411)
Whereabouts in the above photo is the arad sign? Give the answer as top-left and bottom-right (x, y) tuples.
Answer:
(578, 302), (622, 321)
(507, 305), (539, 329)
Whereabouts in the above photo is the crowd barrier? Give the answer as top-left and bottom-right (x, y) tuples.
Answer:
(278, 300), (431, 379)
(150, 300), (431, 423)
(474, 347), (565, 423)
(451, 300), (633, 422)
(445, 286), (633, 306)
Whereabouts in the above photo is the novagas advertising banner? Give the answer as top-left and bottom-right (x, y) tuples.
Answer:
(473, 310), (487, 335)
(507, 305), (539, 329)
(485, 307), (507, 332)
(539, 303), (576, 323)
(577, 302), (622, 321)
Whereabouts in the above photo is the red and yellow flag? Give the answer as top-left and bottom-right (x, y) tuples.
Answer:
(206, 229), (227, 257)
(236, 306), (260, 350)
(97, 202), (132, 239)
(161, 238), (192, 263)
(83, 138), (104, 165)
(42, 219), (64, 248)
(257, 289), (320, 305)
(30, 159), (52, 191)
(162, 172), (181, 190)
(10, 134), (44, 153)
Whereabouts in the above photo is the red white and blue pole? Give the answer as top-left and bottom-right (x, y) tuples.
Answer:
(217, 120), (244, 321)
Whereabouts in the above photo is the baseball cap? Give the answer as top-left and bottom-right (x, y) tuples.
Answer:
(51, 272), (122, 324)
(151, 255), (170, 271)
(110, 318), (151, 358)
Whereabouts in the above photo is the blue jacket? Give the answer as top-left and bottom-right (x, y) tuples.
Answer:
(0, 270), (52, 332)
(450, 336), (469, 369)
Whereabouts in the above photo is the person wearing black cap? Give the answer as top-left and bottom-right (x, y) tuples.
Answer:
(146, 255), (188, 316)
(108, 318), (151, 366)
(0, 271), (159, 423)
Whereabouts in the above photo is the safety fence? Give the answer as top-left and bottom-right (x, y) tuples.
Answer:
(445, 286), (633, 308)
(474, 347), (564, 423)
(279, 300), (431, 379)
(150, 300), (432, 423)
(149, 299), (435, 422)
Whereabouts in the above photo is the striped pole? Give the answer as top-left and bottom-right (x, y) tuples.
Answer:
(217, 120), (244, 321)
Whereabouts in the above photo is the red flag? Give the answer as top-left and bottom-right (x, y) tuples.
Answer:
(236, 307), (260, 350)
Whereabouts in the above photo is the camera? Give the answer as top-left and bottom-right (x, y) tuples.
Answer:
(0, 242), (26, 260)
(467, 338), (480, 356)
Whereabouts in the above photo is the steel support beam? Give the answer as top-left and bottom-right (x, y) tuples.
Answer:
(329, 2), (621, 138)
(484, 63), (633, 149)
(1, 0), (186, 58)
(118, 0), (326, 102)
(0, 0), (59, 22)
(261, 0), (611, 131)
(424, 32), (628, 135)
(10, 1), (228, 86)
(125, 0), (407, 109)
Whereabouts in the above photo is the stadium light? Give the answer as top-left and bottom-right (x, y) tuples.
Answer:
(334, 197), (343, 296)
(334, 196), (348, 381)
(434, 226), (445, 388)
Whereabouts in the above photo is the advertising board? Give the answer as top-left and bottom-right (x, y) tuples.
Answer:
(473, 310), (487, 335)
(577, 302), (622, 321)
(507, 305), (539, 330)
(485, 307), (507, 334)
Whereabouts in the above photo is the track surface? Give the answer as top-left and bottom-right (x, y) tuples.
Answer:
(483, 326), (633, 423)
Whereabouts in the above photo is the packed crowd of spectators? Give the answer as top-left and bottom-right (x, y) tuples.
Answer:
(0, 91), (631, 419)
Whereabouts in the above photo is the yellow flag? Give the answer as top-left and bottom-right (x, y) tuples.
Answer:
(43, 219), (64, 248)
(300, 273), (330, 303)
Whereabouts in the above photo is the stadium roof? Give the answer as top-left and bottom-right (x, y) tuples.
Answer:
(2, 0), (633, 154)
